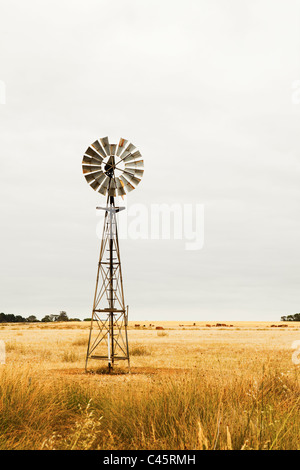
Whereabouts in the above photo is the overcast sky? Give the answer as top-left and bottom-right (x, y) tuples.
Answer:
(0, 0), (300, 321)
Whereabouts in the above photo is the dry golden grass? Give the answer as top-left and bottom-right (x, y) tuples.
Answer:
(0, 320), (299, 450)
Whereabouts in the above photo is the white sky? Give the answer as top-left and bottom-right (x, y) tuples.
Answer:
(0, 0), (300, 321)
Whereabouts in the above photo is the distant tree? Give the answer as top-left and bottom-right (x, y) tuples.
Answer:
(26, 315), (38, 322)
(5, 314), (17, 323)
(281, 313), (300, 322)
(69, 318), (81, 322)
(57, 311), (69, 322)
(83, 318), (92, 322)
(15, 315), (26, 323)
(41, 315), (52, 322)
(0, 312), (7, 322)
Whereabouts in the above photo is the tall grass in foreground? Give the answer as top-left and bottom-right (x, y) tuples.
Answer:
(0, 365), (299, 450)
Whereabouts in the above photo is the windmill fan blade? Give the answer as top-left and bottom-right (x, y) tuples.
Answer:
(123, 169), (134, 177)
(132, 177), (141, 186)
(121, 150), (142, 163)
(82, 155), (93, 164)
(98, 175), (110, 195)
(115, 177), (126, 196)
(118, 186), (126, 196)
(126, 143), (136, 154)
(124, 182), (135, 192)
(125, 160), (144, 169)
(120, 175), (134, 192)
(100, 137), (110, 156)
(124, 170), (141, 186)
(84, 173), (96, 183)
(83, 155), (104, 166)
(123, 169), (144, 178)
(85, 147), (103, 162)
(86, 170), (106, 184)
(91, 140), (106, 158)
(90, 180), (101, 191)
(131, 150), (142, 160)
(108, 188), (116, 196)
(98, 185), (107, 196)
(108, 177), (117, 196)
(94, 172), (106, 185)
(119, 150), (131, 162)
(101, 176), (110, 191)
(82, 164), (102, 174)
(116, 138), (128, 156)
(120, 174), (130, 184)
(122, 154), (136, 163)
(90, 157), (103, 166)
(130, 169), (144, 177)
(115, 177), (123, 189)
(110, 144), (117, 156)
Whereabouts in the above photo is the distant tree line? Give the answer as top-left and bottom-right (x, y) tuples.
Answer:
(281, 313), (300, 322)
(0, 311), (88, 323)
(0, 313), (28, 323)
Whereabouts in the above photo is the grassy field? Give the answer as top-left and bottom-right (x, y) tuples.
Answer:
(0, 320), (299, 450)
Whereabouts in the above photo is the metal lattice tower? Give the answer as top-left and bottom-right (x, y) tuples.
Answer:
(82, 136), (144, 372)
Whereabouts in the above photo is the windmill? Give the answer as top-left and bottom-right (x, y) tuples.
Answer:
(82, 136), (144, 372)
